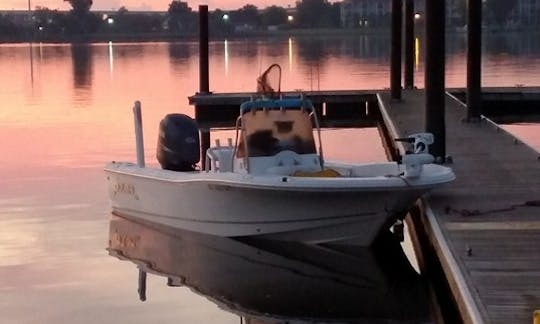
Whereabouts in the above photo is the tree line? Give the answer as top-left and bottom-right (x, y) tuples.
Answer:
(1, 0), (538, 42)
(0, 0), (340, 42)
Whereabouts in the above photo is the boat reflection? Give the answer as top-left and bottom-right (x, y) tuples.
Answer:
(107, 215), (431, 323)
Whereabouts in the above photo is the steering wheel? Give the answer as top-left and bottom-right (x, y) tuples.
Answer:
(274, 150), (301, 166)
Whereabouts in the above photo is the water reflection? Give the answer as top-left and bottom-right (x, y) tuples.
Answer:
(70, 43), (93, 90)
(168, 42), (191, 63)
(108, 215), (430, 323)
(108, 41), (114, 78)
(483, 33), (540, 56)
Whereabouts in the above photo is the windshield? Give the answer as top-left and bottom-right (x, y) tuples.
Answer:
(236, 110), (317, 158)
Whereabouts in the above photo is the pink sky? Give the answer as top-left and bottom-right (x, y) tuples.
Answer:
(0, 0), (297, 11)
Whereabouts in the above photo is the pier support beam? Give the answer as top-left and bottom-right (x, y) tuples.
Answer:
(390, 0), (403, 100)
(404, 0), (415, 89)
(425, 0), (446, 161)
(466, 0), (482, 121)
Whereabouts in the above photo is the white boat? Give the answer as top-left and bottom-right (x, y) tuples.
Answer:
(104, 93), (454, 246)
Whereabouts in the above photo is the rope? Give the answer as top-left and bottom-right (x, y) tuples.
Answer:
(444, 200), (540, 217)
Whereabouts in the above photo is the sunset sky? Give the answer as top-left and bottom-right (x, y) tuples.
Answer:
(0, 0), (298, 11)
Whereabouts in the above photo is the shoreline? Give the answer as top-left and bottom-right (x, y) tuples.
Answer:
(2, 27), (539, 44)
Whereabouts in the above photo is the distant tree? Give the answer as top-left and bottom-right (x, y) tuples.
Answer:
(32, 7), (66, 38)
(118, 6), (128, 15)
(0, 14), (22, 39)
(295, 0), (334, 28)
(63, 0), (98, 35)
(64, 0), (93, 16)
(233, 4), (260, 27)
(329, 2), (341, 28)
(260, 5), (287, 26)
(112, 12), (163, 34)
(209, 9), (233, 35)
(451, 0), (467, 27)
(485, 0), (518, 28)
(167, 0), (195, 33)
(168, 0), (191, 15)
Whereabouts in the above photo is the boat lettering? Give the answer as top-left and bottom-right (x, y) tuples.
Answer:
(113, 182), (139, 200)
(111, 231), (140, 248)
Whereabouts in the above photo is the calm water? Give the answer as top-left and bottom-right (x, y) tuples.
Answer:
(1, 34), (540, 323)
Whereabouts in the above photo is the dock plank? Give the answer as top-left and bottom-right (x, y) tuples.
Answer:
(378, 89), (540, 324)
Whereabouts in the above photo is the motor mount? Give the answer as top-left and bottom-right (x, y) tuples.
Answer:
(395, 133), (434, 154)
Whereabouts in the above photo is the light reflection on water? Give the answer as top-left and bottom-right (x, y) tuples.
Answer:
(0, 34), (539, 322)
(502, 123), (540, 152)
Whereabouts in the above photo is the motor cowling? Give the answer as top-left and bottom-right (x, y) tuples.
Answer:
(157, 114), (200, 171)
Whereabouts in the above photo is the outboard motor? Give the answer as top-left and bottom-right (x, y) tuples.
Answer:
(157, 114), (200, 171)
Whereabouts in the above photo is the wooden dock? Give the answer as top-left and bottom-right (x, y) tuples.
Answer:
(189, 90), (379, 128)
(378, 89), (540, 324)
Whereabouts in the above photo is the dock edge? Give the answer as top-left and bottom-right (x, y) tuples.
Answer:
(376, 92), (485, 324)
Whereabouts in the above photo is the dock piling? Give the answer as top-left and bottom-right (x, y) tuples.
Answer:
(390, 0), (403, 100)
(198, 5), (209, 94)
(424, 0), (446, 160)
(404, 0), (415, 89)
(466, 0), (482, 121)
(198, 5), (210, 168)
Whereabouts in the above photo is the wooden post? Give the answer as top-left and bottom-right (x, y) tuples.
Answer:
(199, 5), (209, 94)
(391, 0), (403, 100)
(404, 0), (415, 89)
(466, 0), (482, 121)
(425, 0), (446, 161)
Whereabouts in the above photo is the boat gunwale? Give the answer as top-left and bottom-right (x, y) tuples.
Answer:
(104, 162), (455, 191)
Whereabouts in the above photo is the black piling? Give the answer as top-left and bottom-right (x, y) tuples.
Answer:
(466, 0), (482, 120)
(198, 5), (210, 169)
(390, 0), (403, 100)
(424, 0), (446, 161)
(198, 5), (209, 94)
(404, 0), (415, 89)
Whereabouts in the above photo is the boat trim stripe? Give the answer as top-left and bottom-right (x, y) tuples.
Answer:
(113, 208), (379, 225)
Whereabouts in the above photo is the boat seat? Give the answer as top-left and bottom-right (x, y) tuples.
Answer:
(349, 162), (400, 177)
(264, 165), (321, 176)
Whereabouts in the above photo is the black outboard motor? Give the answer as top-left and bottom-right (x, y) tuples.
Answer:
(157, 114), (200, 171)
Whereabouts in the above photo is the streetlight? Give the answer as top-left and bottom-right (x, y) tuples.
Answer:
(222, 14), (229, 22)
(414, 13), (421, 20)
(107, 17), (114, 25)
(287, 15), (294, 22)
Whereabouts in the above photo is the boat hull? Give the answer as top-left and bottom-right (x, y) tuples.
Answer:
(105, 163), (437, 246)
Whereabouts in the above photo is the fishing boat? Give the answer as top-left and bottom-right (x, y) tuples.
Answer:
(104, 65), (455, 246)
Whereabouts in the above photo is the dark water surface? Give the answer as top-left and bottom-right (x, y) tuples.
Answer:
(1, 34), (539, 323)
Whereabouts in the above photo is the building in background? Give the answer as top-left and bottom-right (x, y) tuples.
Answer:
(339, 0), (540, 29)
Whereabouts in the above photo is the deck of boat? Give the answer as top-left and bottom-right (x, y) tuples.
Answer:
(378, 89), (540, 324)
